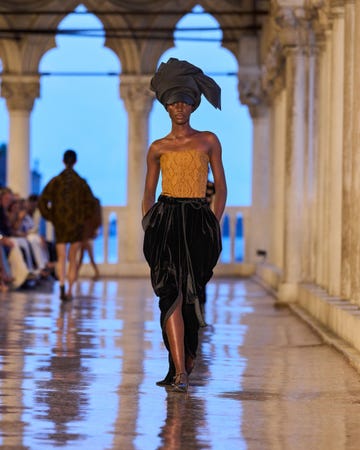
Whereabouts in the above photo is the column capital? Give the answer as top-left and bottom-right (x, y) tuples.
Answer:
(119, 74), (154, 114)
(249, 104), (269, 120)
(1, 75), (40, 111)
(261, 3), (325, 99)
(272, 5), (317, 49)
(237, 71), (269, 117)
(261, 38), (286, 100)
(311, 0), (345, 44)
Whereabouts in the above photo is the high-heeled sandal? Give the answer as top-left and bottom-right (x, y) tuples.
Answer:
(172, 372), (189, 393)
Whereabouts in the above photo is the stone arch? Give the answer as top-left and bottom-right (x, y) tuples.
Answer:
(0, 0), (269, 76)
(0, 1), (80, 73)
(33, 5), (126, 204)
(149, 5), (251, 207)
(0, 0), (271, 263)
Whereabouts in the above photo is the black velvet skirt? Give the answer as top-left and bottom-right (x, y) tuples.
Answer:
(142, 195), (222, 359)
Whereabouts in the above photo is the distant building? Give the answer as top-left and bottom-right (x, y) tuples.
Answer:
(31, 159), (42, 194)
(0, 143), (42, 194)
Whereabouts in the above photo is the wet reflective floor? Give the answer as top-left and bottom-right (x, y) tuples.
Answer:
(1, 277), (360, 449)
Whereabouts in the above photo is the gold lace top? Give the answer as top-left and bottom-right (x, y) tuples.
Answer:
(160, 150), (209, 198)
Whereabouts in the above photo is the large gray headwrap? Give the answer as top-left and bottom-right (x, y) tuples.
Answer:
(150, 58), (221, 110)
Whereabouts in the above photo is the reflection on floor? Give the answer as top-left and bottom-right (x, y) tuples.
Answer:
(1, 277), (360, 449)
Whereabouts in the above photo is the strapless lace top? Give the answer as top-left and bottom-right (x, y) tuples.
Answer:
(160, 150), (209, 198)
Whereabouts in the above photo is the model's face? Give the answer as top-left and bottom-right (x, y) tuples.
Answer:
(167, 102), (193, 124)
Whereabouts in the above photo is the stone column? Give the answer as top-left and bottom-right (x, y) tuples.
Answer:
(265, 40), (316, 288)
(247, 104), (271, 263)
(341, 0), (355, 300)
(328, 5), (345, 297)
(262, 6), (315, 302)
(238, 70), (270, 263)
(1, 76), (40, 196)
(120, 75), (154, 264)
(270, 89), (286, 271)
(350, 1), (360, 304)
(315, 31), (332, 289)
(277, 46), (307, 302)
(261, 39), (287, 273)
(304, 46), (318, 284)
(237, 36), (272, 264)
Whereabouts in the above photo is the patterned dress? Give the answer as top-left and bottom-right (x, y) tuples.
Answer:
(38, 168), (96, 243)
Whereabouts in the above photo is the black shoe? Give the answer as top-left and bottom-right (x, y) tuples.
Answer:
(156, 376), (173, 386)
(156, 357), (176, 386)
(60, 285), (66, 301)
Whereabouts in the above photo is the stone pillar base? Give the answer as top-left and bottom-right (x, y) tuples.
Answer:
(277, 282), (299, 304)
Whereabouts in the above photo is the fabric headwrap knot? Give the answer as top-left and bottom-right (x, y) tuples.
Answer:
(150, 58), (221, 111)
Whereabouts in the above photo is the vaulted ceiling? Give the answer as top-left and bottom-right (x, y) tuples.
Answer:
(0, 0), (271, 74)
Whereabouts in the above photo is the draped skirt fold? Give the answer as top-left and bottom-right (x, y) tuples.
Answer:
(142, 195), (222, 359)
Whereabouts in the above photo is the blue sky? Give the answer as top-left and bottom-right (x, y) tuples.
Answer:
(0, 5), (252, 206)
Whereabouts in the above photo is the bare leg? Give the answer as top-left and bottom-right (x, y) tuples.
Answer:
(86, 240), (100, 279)
(56, 243), (67, 300)
(56, 243), (66, 287)
(77, 242), (85, 273)
(165, 295), (188, 391)
(67, 241), (81, 298)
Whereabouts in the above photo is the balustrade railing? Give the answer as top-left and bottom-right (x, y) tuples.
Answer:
(48, 205), (254, 277)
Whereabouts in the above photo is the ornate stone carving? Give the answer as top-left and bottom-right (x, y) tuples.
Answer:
(1, 78), (40, 110)
(272, 5), (317, 48)
(238, 74), (268, 110)
(261, 37), (285, 100)
(248, 103), (269, 119)
(260, 2), (328, 99)
(303, 0), (332, 46)
(120, 75), (154, 113)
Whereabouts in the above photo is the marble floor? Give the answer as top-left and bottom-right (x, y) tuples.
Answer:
(1, 276), (360, 450)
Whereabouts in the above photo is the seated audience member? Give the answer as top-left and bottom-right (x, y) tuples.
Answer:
(6, 197), (38, 272)
(0, 187), (37, 288)
(26, 194), (57, 271)
(0, 241), (12, 291)
(21, 194), (54, 277)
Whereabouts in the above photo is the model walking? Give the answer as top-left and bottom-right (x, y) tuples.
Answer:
(142, 58), (227, 392)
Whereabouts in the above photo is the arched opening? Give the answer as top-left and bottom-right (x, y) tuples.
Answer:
(149, 4), (253, 207)
(32, 4), (127, 206)
(149, 5), (252, 262)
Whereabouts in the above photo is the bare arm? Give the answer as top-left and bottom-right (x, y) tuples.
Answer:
(142, 143), (161, 216)
(38, 179), (55, 222)
(208, 133), (227, 221)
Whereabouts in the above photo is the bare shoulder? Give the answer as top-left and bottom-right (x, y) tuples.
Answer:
(200, 130), (217, 138)
(198, 131), (221, 154)
(148, 134), (173, 157)
(198, 130), (220, 144)
(147, 137), (164, 159)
